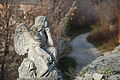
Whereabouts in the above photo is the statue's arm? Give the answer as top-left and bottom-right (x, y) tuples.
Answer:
(34, 46), (51, 60)
(45, 27), (54, 46)
(44, 20), (54, 46)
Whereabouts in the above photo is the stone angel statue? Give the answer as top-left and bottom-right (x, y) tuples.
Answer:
(14, 16), (58, 79)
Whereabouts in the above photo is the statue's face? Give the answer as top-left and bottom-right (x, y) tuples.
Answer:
(30, 30), (40, 42)
(33, 33), (41, 42)
(35, 16), (47, 32)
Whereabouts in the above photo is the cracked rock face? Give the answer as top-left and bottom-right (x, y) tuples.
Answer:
(85, 48), (120, 72)
(75, 45), (120, 80)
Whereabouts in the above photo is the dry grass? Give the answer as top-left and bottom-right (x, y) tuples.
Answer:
(87, 29), (119, 52)
(87, 0), (120, 52)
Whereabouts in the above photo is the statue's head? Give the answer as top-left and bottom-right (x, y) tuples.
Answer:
(30, 16), (48, 42)
(34, 16), (47, 32)
(30, 31), (41, 42)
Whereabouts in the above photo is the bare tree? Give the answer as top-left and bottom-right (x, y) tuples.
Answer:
(0, 0), (78, 79)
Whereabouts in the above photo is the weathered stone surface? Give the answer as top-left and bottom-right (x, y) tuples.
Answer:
(83, 73), (93, 80)
(75, 45), (120, 80)
(108, 75), (120, 80)
(18, 58), (36, 78)
(74, 77), (83, 80)
(84, 46), (120, 72)
(92, 73), (103, 80)
(83, 77), (93, 80)
(14, 16), (59, 79)
(17, 77), (58, 80)
(84, 73), (93, 77)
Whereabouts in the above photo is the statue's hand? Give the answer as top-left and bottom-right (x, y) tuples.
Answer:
(41, 54), (52, 63)
(34, 46), (52, 63)
(45, 28), (50, 33)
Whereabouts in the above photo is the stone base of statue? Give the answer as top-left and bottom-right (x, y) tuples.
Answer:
(18, 58), (58, 79)
(17, 77), (58, 80)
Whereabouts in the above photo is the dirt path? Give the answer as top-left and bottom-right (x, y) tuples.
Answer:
(68, 32), (100, 71)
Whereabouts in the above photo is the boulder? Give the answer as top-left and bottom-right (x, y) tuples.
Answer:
(108, 75), (120, 80)
(83, 73), (93, 80)
(85, 48), (120, 72)
(92, 73), (103, 80)
(77, 45), (120, 80)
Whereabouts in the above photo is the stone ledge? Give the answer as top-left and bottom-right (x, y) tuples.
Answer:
(17, 77), (58, 80)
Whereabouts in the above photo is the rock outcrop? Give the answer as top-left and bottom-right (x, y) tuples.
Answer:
(75, 45), (120, 80)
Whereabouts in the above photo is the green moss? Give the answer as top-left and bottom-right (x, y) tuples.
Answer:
(98, 67), (117, 76)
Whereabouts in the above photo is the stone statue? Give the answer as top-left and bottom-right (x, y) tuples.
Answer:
(14, 16), (58, 79)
